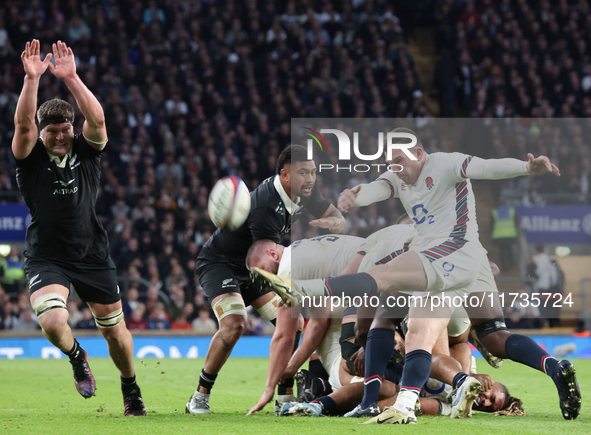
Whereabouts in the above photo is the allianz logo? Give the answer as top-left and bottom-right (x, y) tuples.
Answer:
(520, 214), (591, 235)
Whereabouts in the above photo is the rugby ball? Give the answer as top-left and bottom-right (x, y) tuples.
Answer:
(208, 176), (251, 230)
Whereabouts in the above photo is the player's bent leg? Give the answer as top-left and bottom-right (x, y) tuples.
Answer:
(31, 285), (73, 351)
(368, 306), (454, 424)
(351, 315), (398, 416)
(187, 293), (248, 415)
(467, 294), (581, 420)
(254, 251), (428, 306)
(372, 250), (429, 295)
(88, 300), (145, 416)
(31, 285), (97, 399)
(447, 317), (474, 373)
(204, 294), (248, 373)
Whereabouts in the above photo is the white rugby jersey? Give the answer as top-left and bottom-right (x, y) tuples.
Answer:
(358, 224), (419, 269)
(356, 152), (529, 249)
(277, 234), (365, 280)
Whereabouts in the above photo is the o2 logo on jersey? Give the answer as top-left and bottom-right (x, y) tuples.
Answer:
(442, 262), (454, 277)
(412, 204), (435, 225)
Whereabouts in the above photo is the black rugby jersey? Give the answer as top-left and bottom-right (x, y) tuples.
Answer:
(15, 134), (109, 261)
(200, 175), (330, 267)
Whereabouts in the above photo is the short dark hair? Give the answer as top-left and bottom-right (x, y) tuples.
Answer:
(535, 243), (544, 253)
(245, 239), (275, 269)
(37, 98), (75, 127)
(276, 144), (310, 174)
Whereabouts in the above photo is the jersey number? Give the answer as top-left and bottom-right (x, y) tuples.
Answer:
(310, 235), (339, 242)
(412, 204), (435, 225)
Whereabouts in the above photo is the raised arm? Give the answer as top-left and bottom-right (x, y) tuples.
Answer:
(338, 176), (394, 213)
(12, 40), (53, 160)
(463, 154), (560, 180)
(48, 41), (107, 149)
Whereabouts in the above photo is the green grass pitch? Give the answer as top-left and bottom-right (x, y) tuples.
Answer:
(0, 357), (588, 434)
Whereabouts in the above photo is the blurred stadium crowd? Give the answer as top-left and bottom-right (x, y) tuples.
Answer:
(0, 0), (589, 332)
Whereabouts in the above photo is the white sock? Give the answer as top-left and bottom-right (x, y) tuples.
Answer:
(394, 390), (419, 414)
(438, 401), (452, 416)
(293, 279), (326, 298)
(277, 394), (296, 403)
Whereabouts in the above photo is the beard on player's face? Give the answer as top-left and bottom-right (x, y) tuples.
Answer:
(290, 161), (316, 198)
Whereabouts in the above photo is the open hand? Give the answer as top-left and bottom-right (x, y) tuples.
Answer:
(21, 40), (52, 80)
(338, 185), (361, 213)
(48, 40), (77, 80)
(350, 347), (365, 377)
(309, 217), (341, 230)
(526, 153), (560, 176)
(246, 387), (274, 415)
(471, 373), (493, 392)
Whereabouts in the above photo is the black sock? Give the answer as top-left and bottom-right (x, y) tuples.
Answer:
(278, 376), (295, 396)
(121, 375), (138, 394)
(293, 330), (301, 352)
(65, 339), (85, 361)
(398, 349), (432, 397)
(452, 372), (468, 389)
(384, 361), (403, 385)
(309, 358), (329, 381)
(323, 273), (378, 298)
(313, 396), (336, 414)
(314, 377), (332, 396)
(198, 369), (217, 393)
(505, 334), (558, 376)
(360, 328), (394, 408)
(121, 375), (136, 385)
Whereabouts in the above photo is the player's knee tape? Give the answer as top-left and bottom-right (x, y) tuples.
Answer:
(255, 294), (280, 322)
(213, 295), (247, 321)
(31, 293), (67, 318)
(472, 317), (507, 341)
(93, 308), (124, 329)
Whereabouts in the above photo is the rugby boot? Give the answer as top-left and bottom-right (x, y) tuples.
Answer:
(552, 360), (581, 420)
(450, 376), (482, 418)
(250, 267), (303, 306)
(344, 403), (381, 418)
(362, 406), (417, 424)
(123, 385), (146, 416)
(69, 349), (96, 398)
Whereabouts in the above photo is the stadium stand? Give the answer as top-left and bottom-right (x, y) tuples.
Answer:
(0, 0), (589, 331)
(0, 0), (428, 330)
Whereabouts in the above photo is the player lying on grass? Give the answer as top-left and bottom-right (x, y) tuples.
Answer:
(282, 320), (525, 418)
(274, 293), (520, 420)
(247, 224), (494, 417)
(250, 221), (506, 419)
(251, 128), (581, 422)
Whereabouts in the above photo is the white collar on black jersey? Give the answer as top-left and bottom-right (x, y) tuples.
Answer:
(47, 149), (73, 168)
(273, 174), (301, 215)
